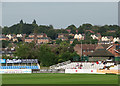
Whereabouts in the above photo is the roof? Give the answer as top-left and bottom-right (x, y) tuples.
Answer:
(75, 44), (98, 50)
(89, 49), (114, 57)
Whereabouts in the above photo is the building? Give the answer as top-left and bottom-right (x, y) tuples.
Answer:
(91, 33), (101, 41)
(16, 34), (23, 38)
(89, 44), (114, 61)
(25, 33), (50, 44)
(107, 44), (120, 57)
(0, 35), (8, 41)
(12, 37), (18, 42)
(101, 36), (113, 42)
(113, 37), (120, 43)
(37, 37), (49, 44)
(74, 34), (85, 40)
(74, 43), (120, 61)
(6, 34), (16, 40)
(74, 44), (98, 57)
(25, 37), (34, 43)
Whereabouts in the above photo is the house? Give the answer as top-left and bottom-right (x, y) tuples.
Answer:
(6, 34), (12, 40)
(25, 37), (34, 43)
(113, 37), (120, 43)
(37, 33), (47, 38)
(6, 34), (16, 40)
(74, 34), (85, 40)
(37, 37), (49, 44)
(0, 35), (8, 41)
(101, 36), (113, 42)
(1, 48), (15, 57)
(106, 44), (120, 57)
(57, 33), (69, 41)
(12, 37), (18, 42)
(74, 44), (111, 57)
(74, 44), (98, 57)
(98, 41), (112, 44)
(91, 33), (101, 41)
(28, 33), (34, 38)
(16, 34), (23, 38)
(89, 44), (114, 61)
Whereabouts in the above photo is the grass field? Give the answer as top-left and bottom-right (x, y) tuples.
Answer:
(2, 73), (119, 84)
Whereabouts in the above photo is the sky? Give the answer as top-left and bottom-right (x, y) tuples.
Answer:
(2, 2), (118, 29)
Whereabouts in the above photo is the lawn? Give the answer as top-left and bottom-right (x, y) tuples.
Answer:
(2, 73), (118, 84)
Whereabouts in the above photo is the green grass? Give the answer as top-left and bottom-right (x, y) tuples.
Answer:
(2, 73), (119, 84)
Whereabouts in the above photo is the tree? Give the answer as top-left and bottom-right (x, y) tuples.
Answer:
(20, 20), (23, 24)
(2, 40), (10, 48)
(56, 39), (62, 44)
(71, 39), (80, 46)
(49, 25), (54, 29)
(38, 44), (56, 66)
(32, 19), (36, 24)
(14, 42), (37, 59)
(47, 29), (57, 40)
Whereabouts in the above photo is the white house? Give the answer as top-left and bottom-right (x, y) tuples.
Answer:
(113, 37), (120, 43)
(91, 35), (98, 40)
(101, 36), (113, 41)
(74, 34), (84, 40)
(6, 34), (12, 40)
(16, 34), (23, 38)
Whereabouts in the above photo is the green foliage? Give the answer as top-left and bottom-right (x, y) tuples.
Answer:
(2, 40), (10, 48)
(56, 39), (62, 44)
(38, 44), (56, 66)
(14, 41), (79, 66)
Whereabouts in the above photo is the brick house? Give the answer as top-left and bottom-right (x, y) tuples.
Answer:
(106, 44), (120, 57)
(28, 34), (34, 38)
(37, 37), (49, 44)
(74, 44), (98, 57)
(25, 37), (34, 43)
(74, 44), (111, 57)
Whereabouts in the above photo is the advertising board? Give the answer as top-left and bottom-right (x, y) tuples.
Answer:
(0, 59), (6, 63)
(65, 69), (97, 74)
(6, 59), (38, 63)
(0, 69), (32, 74)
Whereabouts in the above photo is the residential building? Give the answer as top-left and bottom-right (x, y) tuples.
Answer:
(101, 36), (113, 42)
(25, 37), (34, 43)
(74, 34), (85, 40)
(113, 37), (120, 43)
(16, 34), (23, 38)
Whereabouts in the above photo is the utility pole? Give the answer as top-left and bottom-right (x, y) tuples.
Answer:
(81, 41), (82, 57)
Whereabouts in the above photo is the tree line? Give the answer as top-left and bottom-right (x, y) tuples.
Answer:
(10, 41), (79, 67)
(2, 20), (120, 40)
